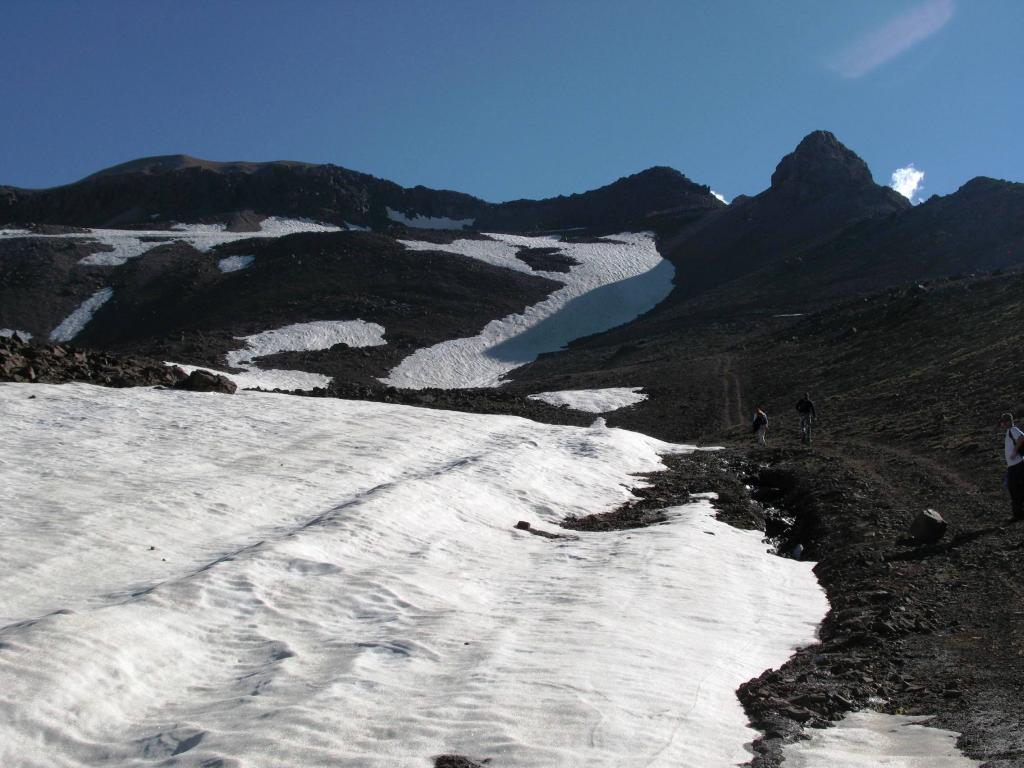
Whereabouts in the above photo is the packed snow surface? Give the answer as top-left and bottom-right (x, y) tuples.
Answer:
(0, 328), (33, 341)
(217, 254), (255, 273)
(386, 207), (475, 230)
(783, 711), (982, 767)
(0, 217), (340, 266)
(385, 232), (673, 389)
(0, 383), (827, 768)
(48, 287), (113, 342)
(529, 387), (648, 413)
(170, 362), (331, 392)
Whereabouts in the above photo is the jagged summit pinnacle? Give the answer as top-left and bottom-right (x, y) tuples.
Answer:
(770, 130), (874, 196)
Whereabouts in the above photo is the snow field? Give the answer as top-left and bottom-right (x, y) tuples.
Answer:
(224, 320), (387, 369)
(0, 383), (826, 767)
(384, 233), (674, 389)
(528, 387), (648, 413)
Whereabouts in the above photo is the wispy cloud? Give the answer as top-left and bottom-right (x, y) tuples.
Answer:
(711, 190), (729, 205)
(890, 164), (925, 202)
(831, 0), (954, 79)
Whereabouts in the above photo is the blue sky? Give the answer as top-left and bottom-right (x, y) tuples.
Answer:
(0, 0), (1020, 203)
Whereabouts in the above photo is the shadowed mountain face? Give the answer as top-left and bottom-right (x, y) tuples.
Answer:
(664, 130), (911, 300)
(474, 166), (724, 235)
(0, 156), (723, 234)
(0, 159), (486, 230)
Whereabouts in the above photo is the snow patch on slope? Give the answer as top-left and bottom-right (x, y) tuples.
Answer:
(4, 217), (341, 267)
(0, 383), (826, 768)
(225, 319), (386, 368)
(386, 207), (475, 230)
(48, 287), (113, 342)
(169, 320), (387, 392)
(529, 386), (648, 413)
(783, 711), (981, 767)
(217, 254), (255, 273)
(384, 232), (673, 389)
(0, 328), (33, 341)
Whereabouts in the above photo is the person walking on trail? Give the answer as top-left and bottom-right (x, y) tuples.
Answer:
(796, 393), (816, 444)
(752, 407), (768, 446)
(1000, 412), (1024, 522)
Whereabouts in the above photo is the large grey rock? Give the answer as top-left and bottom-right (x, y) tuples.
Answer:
(909, 508), (947, 544)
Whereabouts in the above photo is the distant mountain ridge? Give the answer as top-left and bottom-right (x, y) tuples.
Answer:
(0, 155), (722, 234)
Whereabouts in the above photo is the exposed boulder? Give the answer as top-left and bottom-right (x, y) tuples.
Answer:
(172, 368), (237, 394)
(909, 508), (947, 544)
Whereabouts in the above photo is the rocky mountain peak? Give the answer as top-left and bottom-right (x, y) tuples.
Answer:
(770, 130), (875, 197)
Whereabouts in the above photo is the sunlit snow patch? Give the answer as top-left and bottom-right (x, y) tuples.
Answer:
(49, 287), (113, 342)
(0, 383), (827, 768)
(225, 319), (386, 368)
(0, 328), (33, 341)
(529, 386), (648, 413)
(783, 711), (982, 767)
(386, 207), (475, 230)
(217, 254), (255, 273)
(169, 319), (387, 392)
(384, 232), (674, 389)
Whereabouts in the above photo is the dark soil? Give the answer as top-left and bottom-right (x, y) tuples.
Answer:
(514, 246), (580, 273)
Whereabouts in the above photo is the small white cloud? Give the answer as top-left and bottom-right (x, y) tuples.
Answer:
(711, 190), (729, 205)
(890, 164), (926, 202)
(831, 0), (954, 79)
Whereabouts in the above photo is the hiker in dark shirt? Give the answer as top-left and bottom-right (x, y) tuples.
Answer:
(796, 393), (816, 444)
(752, 407), (768, 446)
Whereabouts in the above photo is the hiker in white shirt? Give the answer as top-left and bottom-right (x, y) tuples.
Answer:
(999, 412), (1024, 522)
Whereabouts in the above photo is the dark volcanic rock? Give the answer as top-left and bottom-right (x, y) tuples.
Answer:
(661, 130), (911, 303)
(1, 155), (722, 238)
(0, 334), (185, 388)
(909, 508), (948, 544)
(476, 166), (723, 235)
(770, 130), (877, 199)
(173, 369), (237, 394)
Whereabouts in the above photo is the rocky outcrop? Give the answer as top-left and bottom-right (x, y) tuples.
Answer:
(0, 334), (186, 387)
(172, 368), (237, 394)
(664, 130), (911, 301)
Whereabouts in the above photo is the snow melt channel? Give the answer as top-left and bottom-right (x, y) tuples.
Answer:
(0, 383), (827, 768)
(384, 232), (674, 389)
